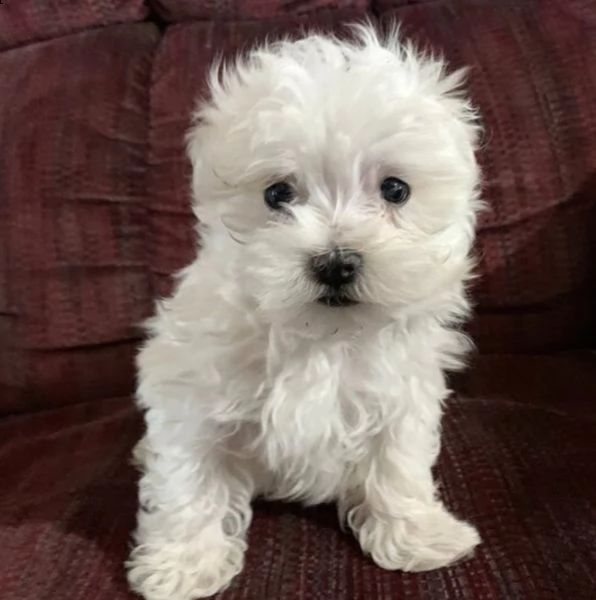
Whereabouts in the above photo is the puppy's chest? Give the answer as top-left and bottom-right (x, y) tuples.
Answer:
(258, 339), (393, 461)
(266, 343), (381, 407)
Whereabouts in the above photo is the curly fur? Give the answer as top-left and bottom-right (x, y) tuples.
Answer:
(127, 23), (482, 600)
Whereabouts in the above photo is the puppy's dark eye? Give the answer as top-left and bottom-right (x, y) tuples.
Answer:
(380, 177), (410, 205)
(264, 181), (295, 210)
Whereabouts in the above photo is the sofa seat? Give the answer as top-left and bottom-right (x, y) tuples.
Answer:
(3, 354), (595, 600)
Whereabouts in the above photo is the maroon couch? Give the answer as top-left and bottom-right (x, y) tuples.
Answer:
(2, 1), (596, 599)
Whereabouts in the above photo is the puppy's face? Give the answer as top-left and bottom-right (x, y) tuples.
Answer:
(189, 27), (481, 327)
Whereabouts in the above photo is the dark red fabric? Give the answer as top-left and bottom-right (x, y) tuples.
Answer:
(2, 355), (596, 599)
(377, 0), (596, 16)
(150, 0), (371, 22)
(0, 25), (159, 413)
(376, 0), (596, 353)
(1, 1), (595, 599)
(375, 0), (447, 9)
(0, 0), (148, 51)
(1, 2), (594, 405)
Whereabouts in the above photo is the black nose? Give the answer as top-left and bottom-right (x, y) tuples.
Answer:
(309, 249), (363, 288)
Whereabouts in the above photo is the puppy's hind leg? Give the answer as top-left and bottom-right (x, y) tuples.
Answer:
(127, 408), (254, 600)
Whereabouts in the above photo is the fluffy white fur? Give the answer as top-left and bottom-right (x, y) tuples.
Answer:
(127, 24), (482, 600)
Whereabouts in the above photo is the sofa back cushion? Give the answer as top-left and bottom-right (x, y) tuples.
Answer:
(2, 0), (595, 414)
(148, 0), (370, 21)
(1, 24), (159, 413)
(0, 0), (148, 51)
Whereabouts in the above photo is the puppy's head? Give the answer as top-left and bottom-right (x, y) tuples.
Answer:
(188, 24), (481, 329)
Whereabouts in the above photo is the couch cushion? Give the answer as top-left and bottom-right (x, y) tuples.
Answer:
(2, 354), (596, 599)
(378, 0), (596, 15)
(380, 0), (596, 352)
(149, 0), (371, 21)
(0, 25), (159, 413)
(0, 0), (148, 51)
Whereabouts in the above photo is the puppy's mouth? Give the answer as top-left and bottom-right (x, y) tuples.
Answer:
(316, 293), (359, 308)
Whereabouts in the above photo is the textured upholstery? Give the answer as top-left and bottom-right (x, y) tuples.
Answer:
(150, 0), (371, 22)
(0, 25), (159, 413)
(0, 0), (148, 50)
(2, 0), (596, 598)
(2, 355), (596, 599)
(3, 0), (595, 409)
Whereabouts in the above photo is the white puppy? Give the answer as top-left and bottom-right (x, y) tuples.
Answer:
(127, 23), (482, 600)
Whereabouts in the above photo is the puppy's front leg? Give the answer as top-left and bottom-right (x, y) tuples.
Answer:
(127, 407), (253, 600)
(343, 382), (479, 572)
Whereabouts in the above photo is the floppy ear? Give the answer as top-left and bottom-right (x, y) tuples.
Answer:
(185, 49), (273, 209)
(185, 96), (267, 239)
(185, 55), (239, 206)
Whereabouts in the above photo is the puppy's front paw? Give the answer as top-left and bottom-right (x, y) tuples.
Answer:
(357, 504), (480, 572)
(127, 535), (246, 600)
